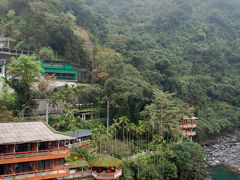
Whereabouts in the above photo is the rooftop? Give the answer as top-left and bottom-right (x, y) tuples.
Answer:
(0, 121), (74, 145)
(0, 35), (15, 41)
(65, 130), (92, 139)
(88, 154), (122, 167)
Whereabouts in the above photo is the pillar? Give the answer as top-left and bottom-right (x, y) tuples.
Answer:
(32, 143), (37, 151)
(52, 159), (55, 169)
(10, 145), (15, 153)
(33, 161), (36, 171)
(10, 164), (14, 174)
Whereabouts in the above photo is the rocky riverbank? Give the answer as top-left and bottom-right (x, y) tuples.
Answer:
(204, 135), (240, 172)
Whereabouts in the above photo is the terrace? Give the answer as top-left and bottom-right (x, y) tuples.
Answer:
(0, 146), (70, 164)
(0, 165), (69, 180)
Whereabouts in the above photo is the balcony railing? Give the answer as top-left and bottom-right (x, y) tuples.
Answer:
(58, 170), (92, 179)
(0, 147), (70, 164)
(182, 131), (196, 136)
(0, 166), (69, 180)
(92, 168), (122, 180)
(0, 48), (35, 56)
(58, 168), (122, 180)
(182, 123), (197, 129)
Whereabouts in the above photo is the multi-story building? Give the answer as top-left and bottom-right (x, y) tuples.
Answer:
(0, 121), (74, 180)
(0, 35), (15, 49)
(40, 60), (90, 83)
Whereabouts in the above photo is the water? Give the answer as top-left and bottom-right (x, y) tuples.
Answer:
(208, 165), (240, 180)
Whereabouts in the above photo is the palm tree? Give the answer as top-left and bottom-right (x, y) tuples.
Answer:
(135, 124), (144, 152)
(128, 123), (136, 154)
(118, 116), (129, 142)
(126, 123), (131, 153)
(141, 121), (151, 151)
(110, 118), (120, 155)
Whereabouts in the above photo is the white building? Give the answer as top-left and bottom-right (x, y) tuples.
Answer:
(0, 35), (15, 49)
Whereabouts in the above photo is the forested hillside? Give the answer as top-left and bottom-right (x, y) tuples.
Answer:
(87, 0), (240, 141)
(2, 0), (240, 178)
(1, 0), (240, 141)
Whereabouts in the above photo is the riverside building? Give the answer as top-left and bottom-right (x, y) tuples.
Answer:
(0, 121), (74, 180)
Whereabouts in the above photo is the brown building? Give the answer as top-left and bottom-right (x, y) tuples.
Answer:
(0, 121), (74, 180)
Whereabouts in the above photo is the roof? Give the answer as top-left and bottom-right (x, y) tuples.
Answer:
(68, 160), (90, 168)
(88, 154), (122, 167)
(0, 35), (15, 41)
(65, 130), (92, 139)
(0, 121), (75, 145)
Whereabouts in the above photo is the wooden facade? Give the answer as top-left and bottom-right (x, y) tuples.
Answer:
(182, 116), (198, 138)
(0, 142), (70, 180)
(0, 121), (74, 180)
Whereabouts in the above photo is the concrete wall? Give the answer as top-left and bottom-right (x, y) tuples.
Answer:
(32, 99), (62, 115)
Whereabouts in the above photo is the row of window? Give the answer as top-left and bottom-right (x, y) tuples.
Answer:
(0, 158), (65, 175)
(46, 72), (76, 78)
(0, 141), (66, 154)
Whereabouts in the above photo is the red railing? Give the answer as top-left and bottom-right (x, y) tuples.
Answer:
(59, 168), (122, 180)
(182, 130), (196, 136)
(182, 123), (197, 129)
(0, 166), (69, 180)
(0, 146), (70, 164)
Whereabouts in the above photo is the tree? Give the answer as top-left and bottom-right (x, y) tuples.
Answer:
(7, 55), (42, 113)
(39, 47), (55, 60)
(170, 142), (208, 180)
(0, 78), (15, 121)
(141, 90), (182, 142)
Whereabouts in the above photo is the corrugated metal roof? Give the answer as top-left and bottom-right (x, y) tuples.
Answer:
(0, 121), (74, 145)
(65, 130), (92, 139)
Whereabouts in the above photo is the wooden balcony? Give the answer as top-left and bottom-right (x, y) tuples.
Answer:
(0, 166), (69, 180)
(58, 168), (122, 180)
(92, 168), (122, 180)
(0, 147), (70, 164)
(182, 131), (196, 136)
(182, 123), (197, 129)
(58, 170), (92, 179)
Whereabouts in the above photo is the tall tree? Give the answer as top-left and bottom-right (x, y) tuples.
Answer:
(7, 55), (42, 113)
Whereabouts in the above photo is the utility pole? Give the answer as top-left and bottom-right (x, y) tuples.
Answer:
(107, 101), (110, 132)
(46, 103), (49, 124)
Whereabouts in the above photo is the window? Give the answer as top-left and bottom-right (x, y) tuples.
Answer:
(0, 145), (9, 154)
(55, 158), (65, 166)
(39, 142), (54, 150)
(39, 142), (47, 150)
(37, 160), (52, 170)
(14, 162), (33, 173)
(0, 164), (10, 175)
(15, 143), (32, 152)
(59, 140), (65, 147)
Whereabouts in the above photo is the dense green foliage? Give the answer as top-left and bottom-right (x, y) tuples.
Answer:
(2, 0), (240, 140)
(87, 0), (240, 141)
(2, 0), (240, 178)
(7, 55), (42, 114)
(119, 141), (207, 180)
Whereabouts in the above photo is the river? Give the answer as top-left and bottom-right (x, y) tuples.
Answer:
(208, 165), (240, 180)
